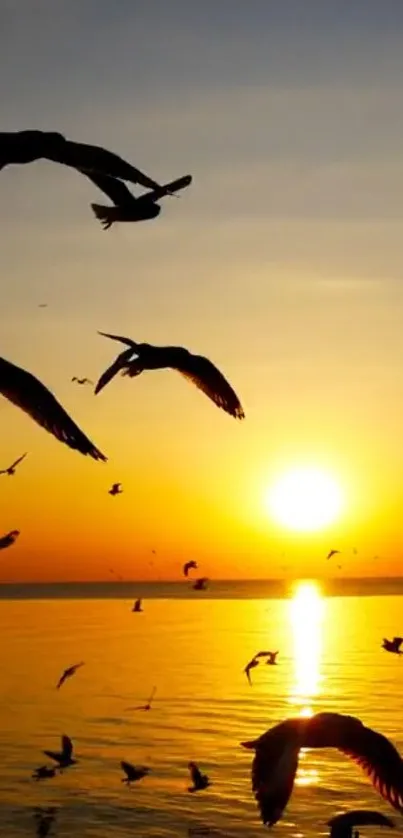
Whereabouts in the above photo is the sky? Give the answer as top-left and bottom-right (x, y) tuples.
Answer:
(1, 0), (403, 581)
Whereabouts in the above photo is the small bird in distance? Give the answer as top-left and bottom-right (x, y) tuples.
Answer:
(188, 762), (211, 792)
(132, 597), (143, 612)
(382, 637), (403, 655)
(56, 662), (84, 689)
(71, 377), (93, 386)
(0, 452), (27, 476)
(109, 482), (123, 496)
(120, 760), (150, 785)
(183, 560), (198, 577)
(327, 549), (340, 560)
(127, 686), (157, 712)
(43, 735), (77, 770)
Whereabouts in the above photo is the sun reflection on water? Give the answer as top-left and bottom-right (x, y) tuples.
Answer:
(289, 580), (324, 718)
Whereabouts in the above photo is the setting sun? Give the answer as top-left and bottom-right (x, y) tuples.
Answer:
(267, 467), (343, 532)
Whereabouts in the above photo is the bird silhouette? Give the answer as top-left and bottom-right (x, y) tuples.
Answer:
(120, 760), (149, 785)
(328, 811), (395, 838)
(87, 172), (192, 229)
(0, 356), (106, 460)
(241, 712), (403, 826)
(43, 735), (77, 769)
(132, 598), (143, 612)
(56, 662), (84, 689)
(0, 452), (27, 476)
(382, 638), (403, 655)
(188, 762), (210, 792)
(109, 482), (123, 496)
(127, 686), (157, 711)
(95, 333), (244, 420)
(0, 530), (20, 550)
(193, 577), (209, 591)
(32, 766), (57, 781)
(183, 560), (198, 577)
(33, 807), (57, 838)
(327, 549), (340, 560)
(71, 377), (93, 385)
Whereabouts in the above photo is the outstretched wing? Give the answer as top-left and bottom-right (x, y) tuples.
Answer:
(144, 174), (192, 203)
(61, 736), (73, 760)
(10, 452), (27, 470)
(147, 686), (157, 704)
(174, 352), (244, 419)
(121, 760), (134, 779)
(189, 762), (203, 785)
(82, 171), (136, 206)
(49, 139), (161, 190)
(0, 530), (19, 550)
(249, 741), (301, 827)
(394, 637), (403, 649)
(56, 670), (67, 690)
(0, 357), (106, 460)
(43, 750), (61, 763)
(328, 811), (395, 836)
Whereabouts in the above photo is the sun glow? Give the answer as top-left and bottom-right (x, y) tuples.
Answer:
(289, 581), (324, 718)
(267, 467), (342, 532)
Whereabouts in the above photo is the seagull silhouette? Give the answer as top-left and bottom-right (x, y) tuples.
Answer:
(188, 762), (210, 792)
(127, 686), (157, 711)
(0, 452), (27, 476)
(87, 172), (192, 229)
(327, 549), (340, 560)
(120, 760), (149, 785)
(183, 560), (198, 577)
(0, 530), (20, 550)
(32, 766), (57, 781)
(71, 377), (93, 385)
(132, 598), (143, 612)
(241, 712), (403, 826)
(56, 662), (84, 689)
(382, 638), (403, 655)
(95, 333), (244, 420)
(328, 811), (395, 838)
(0, 356), (106, 460)
(109, 482), (123, 496)
(193, 577), (209, 591)
(43, 735), (77, 769)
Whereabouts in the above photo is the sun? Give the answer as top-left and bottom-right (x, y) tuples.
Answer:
(267, 467), (342, 532)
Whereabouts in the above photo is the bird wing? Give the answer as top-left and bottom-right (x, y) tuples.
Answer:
(81, 171), (135, 206)
(58, 140), (161, 190)
(61, 735), (73, 760)
(147, 686), (157, 704)
(394, 638), (403, 649)
(174, 352), (244, 419)
(249, 740), (301, 826)
(10, 452), (27, 470)
(189, 762), (203, 785)
(121, 760), (134, 779)
(43, 750), (61, 763)
(183, 562), (190, 576)
(0, 531), (18, 549)
(56, 671), (67, 689)
(143, 174), (192, 203)
(95, 347), (135, 394)
(328, 811), (395, 835)
(0, 357), (106, 460)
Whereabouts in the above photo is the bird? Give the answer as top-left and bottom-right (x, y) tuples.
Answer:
(95, 333), (245, 420)
(382, 638), (403, 655)
(132, 598), (143, 612)
(109, 482), (123, 496)
(43, 735), (77, 769)
(259, 650), (279, 665)
(38, 303), (48, 308)
(71, 377), (93, 385)
(127, 686), (157, 711)
(327, 549), (340, 560)
(120, 760), (149, 785)
(33, 808), (57, 838)
(183, 560), (198, 577)
(328, 811), (394, 838)
(244, 657), (260, 685)
(32, 766), (57, 781)
(193, 577), (209, 591)
(0, 452), (28, 476)
(0, 530), (20, 550)
(0, 130), (163, 190)
(87, 172), (192, 229)
(0, 356), (106, 460)
(241, 712), (403, 826)
(188, 762), (210, 792)
(56, 662), (84, 689)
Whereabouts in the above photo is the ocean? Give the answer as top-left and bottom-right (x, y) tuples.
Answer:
(1, 580), (403, 838)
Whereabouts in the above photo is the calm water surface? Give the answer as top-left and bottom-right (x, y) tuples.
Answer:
(1, 583), (403, 837)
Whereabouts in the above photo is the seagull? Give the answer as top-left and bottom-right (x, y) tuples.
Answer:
(109, 482), (123, 496)
(382, 637), (403, 655)
(56, 662), (84, 689)
(0, 452), (28, 476)
(188, 762), (210, 792)
(127, 686), (157, 711)
(0, 130), (163, 190)
(328, 811), (395, 838)
(0, 356), (106, 460)
(43, 735), (77, 769)
(71, 377), (93, 385)
(87, 172), (192, 229)
(241, 711), (403, 826)
(0, 530), (20, 550)
(327, 549), (340, 560)
(95, 333), (245, 420)
(120, 760), (149, 785)
(34, 807), (57, 838)
(193, 577), (209, 591)
(244, 657), (259, 685)
(132, 598), (143, 612)
(183, 560), (198, 577)
(32, 766), (57, 781)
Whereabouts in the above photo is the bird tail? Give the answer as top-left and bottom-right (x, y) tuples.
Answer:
(91, 203), (119, 230)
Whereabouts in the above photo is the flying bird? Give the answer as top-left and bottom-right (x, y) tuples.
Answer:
(0, 356), (106, 460)
(0, 130), (162, 190)
(188, 762), (210, 792)
(95, 333), (244, 420)
(328, 811), (394, 838)
(193, 577), (209, 591)
(43, 735), (77, 769)
(56, 662), (84, 689)
(38, 303), (48, 308)
(183, 560), (198, 577)
(132, 598), (143, 612)
(87, 172), (192, 229)
(382, 638), (403, 655)
(127, 686), (157, 711)
(244, 657), (259, 685)
(32, 766), (57, 781)
(120, 760), (149, 785)
(109, 482), (123, 496)
(0, 530), (20, 550)
(241, 712), (403, 826)
(71, 377), (93, 386)
(327, 549), (340, 560)
(0, 452), (28, 476)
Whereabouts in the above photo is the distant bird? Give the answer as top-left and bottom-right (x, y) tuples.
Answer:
(32, 766), (57, 781)
(38, 303), (48, 308)
(0, 529), (19, 550)
(241, 712), (403, 826)
(71, 377), (93, 386)
(328, 811), (394, 838)
(327, 549), (340, 560)
(34, 807), (57, 838)
(0, 452), (27, 476)
(193, 577), (209, 591)
(95, 333), (244, 420)
(188, 762), (210, 792)
(56, 662), (84, 689)
(382, 637), (403, 655)
(127, 686), (157, 711)
(109, 482), (123, 496)
(244, 657), (259, 685)
(132, 598), (143, 612)
(0, 356), (106, 460)
(120, 760), (149, 785)
(43, 735), (77, 769)
(88, 172), (192, 229)
(183, 560), (198, 577)
(0, 130), (163, 190)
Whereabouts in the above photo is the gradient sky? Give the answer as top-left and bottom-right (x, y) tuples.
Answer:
(2, 1), (403, 581)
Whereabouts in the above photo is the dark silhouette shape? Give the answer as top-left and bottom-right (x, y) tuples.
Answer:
(87, 172), (192, 229)
(56, 662), (84, 689)
(193, 577), (209, 591)
(132, 597), (143, 612)
(327, 549), (340, 560)
(328, 811), (394, 838)
(241, 712), (403, 826)
(382, 638), (403, 655)
(38, 303), (48, 308)
(120, 760), (149, 785)
(0, 356), (106, 460)
(127, 686), (157, 711)
(0, 130), (162, 190)
(32, 766), (57, 781)
(43, 735), (77, 769)
(33, 807), (57, 838)
(109, 482), (123, 496)
(0, 452), (27, 476)
(71, 376), (93, 385)
(0, 529), (20, 550)
(188, 762), (210, 792)
(265, 651), (279, 665)
(183, 560), (198, 577)
(244, 657), (259, 685)
(95, 333), (244, 420)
